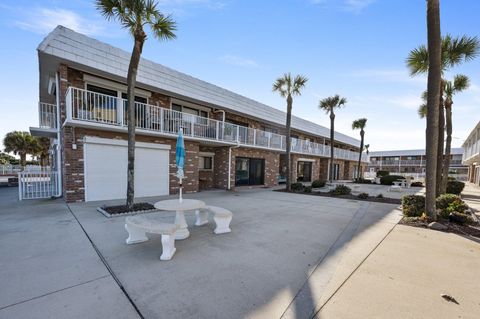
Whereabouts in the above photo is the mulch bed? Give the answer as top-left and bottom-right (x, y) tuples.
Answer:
(99, 202), (156, 217)
(399, 217), (480, 238)
(275, 189), (401, 204)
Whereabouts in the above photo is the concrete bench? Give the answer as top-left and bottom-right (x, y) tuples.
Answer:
(195, 206), (233, 234)
(125, 216), (178, 261)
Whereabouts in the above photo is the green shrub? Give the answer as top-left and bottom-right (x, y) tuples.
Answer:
(357, 192), (369, 199)
(446, 180), (465, 195)
(331, 184), (351, 195)
(447, 176), (456, 181)
(380, 175), (405, 185)
(304, 186), (312, 193)
(353, 178), (372, 184)
(376, 193), (384, 199)
(376, 170), (390, 177)
(411, 181), (423, 187)
(436, 194), (468, 219)
(311, 180), (326, 188)
(291, 183), (303, 192)
(402, 195), (425, 217)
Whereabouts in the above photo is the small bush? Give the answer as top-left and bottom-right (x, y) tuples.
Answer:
(447, 176), (456, 181)
(376, 193), (384, 199)
(291, 182), (304, 192)
(357, 192), (369, 199)
(402, 195), (426, 217)
(446, 180), (465, 195)
(436, 194), (468, 219)
(311, 180), (326, 188)
(353, 178), (372, 184)
(376, 170), (390, 177)
(332, 184), (351, 195)
(411, 181), (423, 187)
(380, 175), (405, 185)
(304, 186), (312, 193)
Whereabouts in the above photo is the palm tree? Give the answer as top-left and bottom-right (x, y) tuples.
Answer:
(442, 74), (469, 192)
(33, 137), (51, 167)
(364, 144), (370, 155)
(272, 73), (308, 191)
(96, 0), (176, 209)
(352, 118), (367, 179)
(3, 131), (37, 168)
(407, 34), (479, 196)
(319, 95), (347, 182)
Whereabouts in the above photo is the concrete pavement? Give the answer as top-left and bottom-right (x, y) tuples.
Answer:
(0, 187), (140, 319)
(316, 224), (480, 318)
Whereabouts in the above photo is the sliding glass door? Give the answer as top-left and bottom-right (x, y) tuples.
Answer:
(235, 158), (265, 186)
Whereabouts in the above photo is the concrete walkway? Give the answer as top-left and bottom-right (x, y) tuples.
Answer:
(316, 224), (480, 319)
(0, 187), (140, 319)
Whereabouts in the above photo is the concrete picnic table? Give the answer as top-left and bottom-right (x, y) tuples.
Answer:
(154, 199), (205, 240)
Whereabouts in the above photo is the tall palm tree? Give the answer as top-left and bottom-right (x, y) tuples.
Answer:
(272, 73), (308, 191)
(407, 34), (479, 196)
(96, 0), (176, 209)
(33, 137), (51, 167)
(424, 0), (442, 220)
(319, 95), (347, 182)
(352, 118), (367, 179)
(442, 74), (469, 192)
(3, 131), (37, 168)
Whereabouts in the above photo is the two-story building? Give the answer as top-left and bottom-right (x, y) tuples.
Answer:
(462, 121), (480, 185)
(29, 26), (367, 202)
(367, 148), (467, 180)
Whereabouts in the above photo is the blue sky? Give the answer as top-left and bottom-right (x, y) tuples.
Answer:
(0, 0), (479, 151)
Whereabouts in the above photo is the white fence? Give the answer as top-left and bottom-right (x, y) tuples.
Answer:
(18, 171), (59, 200)
(66, 87), (368, 162)
(1, 165), (49, 175)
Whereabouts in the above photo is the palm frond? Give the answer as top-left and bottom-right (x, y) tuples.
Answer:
(352, 118), (367, 130)
(151, 14), (177, 40)
(272, 77), (287, 97)
(319, 94), (347, 114)
(418, 103), (427, 119)
(292, 74), (308, 96)
(452, 74), (470, 92)
(443, 34), (480, 69)
(406, 45), (429, 76)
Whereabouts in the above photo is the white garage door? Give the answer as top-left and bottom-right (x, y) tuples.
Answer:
(84, 137), (170, 202)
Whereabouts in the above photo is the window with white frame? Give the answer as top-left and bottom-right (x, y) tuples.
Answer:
(199, 153), (214, 170)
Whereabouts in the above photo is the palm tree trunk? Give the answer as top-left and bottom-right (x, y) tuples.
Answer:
(425, 0), (441, 220)
(126, 30), (146, 209)
(285, 94), (293, 192)
(436, 86), (445, 196)
(442, 103), (453, 193)
(329, 111), (335, 182)
(357, 130), (364, 179)
(20, 153), (27, 168)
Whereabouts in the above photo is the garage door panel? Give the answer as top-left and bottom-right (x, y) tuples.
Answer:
(84, 140), (169, 202)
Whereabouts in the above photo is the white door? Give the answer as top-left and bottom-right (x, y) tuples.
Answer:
(84, 137), (170, 201)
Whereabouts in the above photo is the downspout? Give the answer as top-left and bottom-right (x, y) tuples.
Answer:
(227, 143), (240, 190)
(213, 109), (226, 122)
(54, 72), (62, 198)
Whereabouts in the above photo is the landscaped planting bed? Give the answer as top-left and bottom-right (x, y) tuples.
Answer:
(98, 202), (157, 217)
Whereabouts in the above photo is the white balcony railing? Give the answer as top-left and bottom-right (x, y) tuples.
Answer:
(65, 87), (367, 162)
(39, 102), (57, 129)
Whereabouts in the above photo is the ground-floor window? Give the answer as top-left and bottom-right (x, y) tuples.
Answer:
(297, 161), (312, 182)
(199, 155), (213, 170)
(235, 157), (265, 186)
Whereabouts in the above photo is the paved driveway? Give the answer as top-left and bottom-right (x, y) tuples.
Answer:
(0, 187), (402, 319)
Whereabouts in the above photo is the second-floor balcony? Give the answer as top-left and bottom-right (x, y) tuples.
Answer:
(369, 159), (464, 167)
(60, 87), (367, 162)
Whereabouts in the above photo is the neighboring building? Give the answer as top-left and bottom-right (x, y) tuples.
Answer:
(462, 121), (480, 185)
(29, 26), (367, 202)
(367, 148), (467, 179)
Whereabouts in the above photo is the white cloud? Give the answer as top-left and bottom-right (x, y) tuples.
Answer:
(219, 55), (259, 68)
(14, 8), (108, 37)
(310, 0), (376, 13)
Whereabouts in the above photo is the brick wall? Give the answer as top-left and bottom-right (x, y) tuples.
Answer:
(291, 154), (321, 182)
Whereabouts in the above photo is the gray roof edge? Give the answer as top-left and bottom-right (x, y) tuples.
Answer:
(39, 25), (361, 147)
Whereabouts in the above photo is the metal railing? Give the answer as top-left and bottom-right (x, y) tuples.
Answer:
(39, 102), (57, 129)
(1, 165), (50, 175)
(66, 87), (367, 161)
(18, 170), (59, 200)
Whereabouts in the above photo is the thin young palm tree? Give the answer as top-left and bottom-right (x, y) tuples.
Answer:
(364, 144), (370, 155)
(319, 95), (347, 182)
(272, 73), (308, 191)
(442, 74), (469, 191)
(407, 33), (479, 196)
(3, 131), (38, 168)
(352, 118), (367, 179)
(96, 0), (176, 209)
